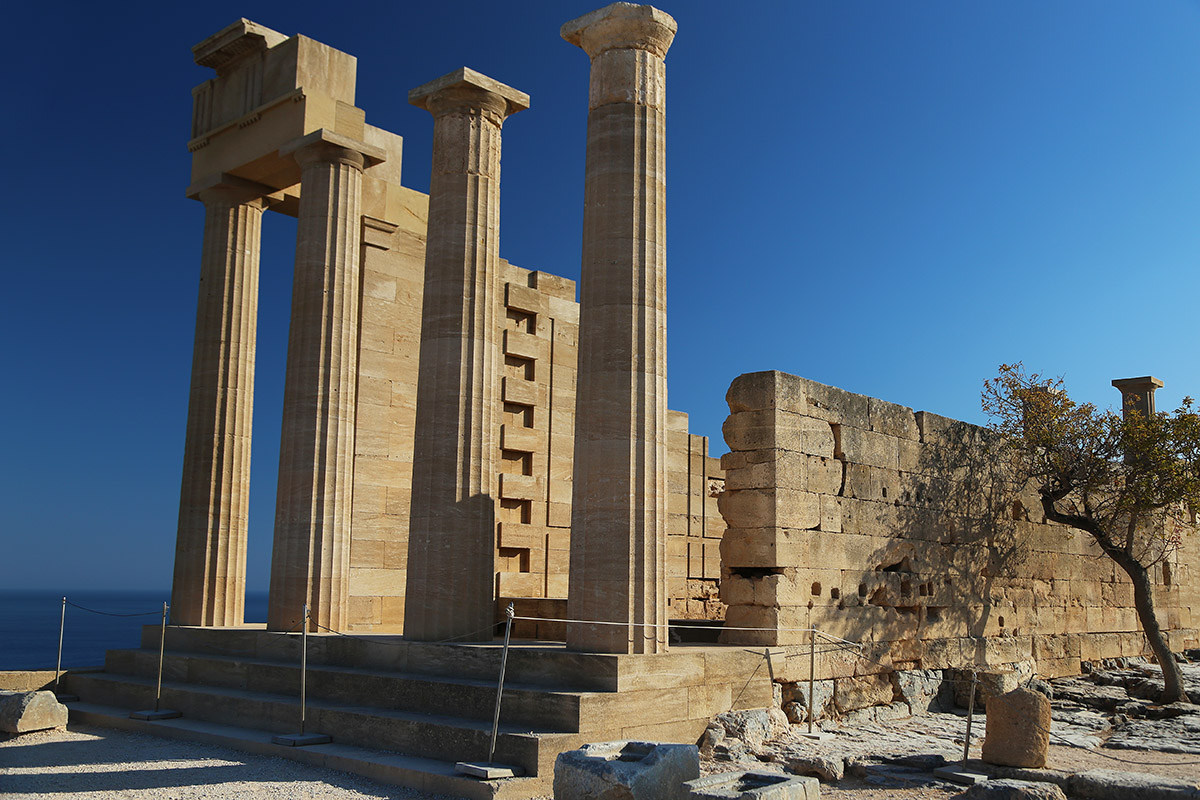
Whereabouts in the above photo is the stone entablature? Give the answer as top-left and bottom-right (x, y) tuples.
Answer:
(717, 371), (1198, 680)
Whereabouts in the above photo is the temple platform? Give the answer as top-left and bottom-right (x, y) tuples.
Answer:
(61, 624), (777, 799)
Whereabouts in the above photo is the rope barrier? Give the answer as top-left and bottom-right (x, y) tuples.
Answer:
(64, 599), (162, 617)
(510, 614), (865, 649)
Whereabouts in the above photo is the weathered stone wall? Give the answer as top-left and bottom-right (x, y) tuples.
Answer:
(718, 370), (1199, 680)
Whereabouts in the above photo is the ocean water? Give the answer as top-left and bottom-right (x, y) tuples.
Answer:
(0, 590), (269, 671)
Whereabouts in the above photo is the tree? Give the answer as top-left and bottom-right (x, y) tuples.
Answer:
(983, 363), (1199, 704)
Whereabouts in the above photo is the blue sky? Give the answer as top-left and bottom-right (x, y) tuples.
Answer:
(3, 1), (1197, 593)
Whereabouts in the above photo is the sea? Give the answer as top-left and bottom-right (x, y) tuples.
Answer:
(0, 590), (269, 671)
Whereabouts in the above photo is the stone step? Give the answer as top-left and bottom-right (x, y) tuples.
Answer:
(67, 700), (549, 800)
(104, 648), (585, 732)
(147, 626), (624, 691)
(65, 671), (573, 776)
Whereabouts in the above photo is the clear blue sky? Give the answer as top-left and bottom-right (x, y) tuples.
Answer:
(3, 1), (1197, 593)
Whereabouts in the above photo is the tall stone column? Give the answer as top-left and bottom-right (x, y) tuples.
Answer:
(404, 69), (529, 641)
(172, 176), (271, 627)
(562, 3), (677, 654)
(268, 130), (381, 633)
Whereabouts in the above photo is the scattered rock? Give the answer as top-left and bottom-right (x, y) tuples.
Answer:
(698, 723), (725, 757)
(784, 753), (844, 782)
(767, 707), (790, 738)
(553, 740), (699, 800)
(956, 778), (1067, 800)
(887, 753), (949, 772)
(983, 688), (1051, 769)
(712, 738), (750, 763)
(715, 709), (773, 749)
(0, 691), (67, 734)
(1066, 768), (1200, 800)
(684, 770), (820, 799)
(1105, 714), (1200, 755)
(781, 680), (834, 723)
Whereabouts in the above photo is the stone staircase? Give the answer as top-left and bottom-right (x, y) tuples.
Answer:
(62, 625), (774, 799)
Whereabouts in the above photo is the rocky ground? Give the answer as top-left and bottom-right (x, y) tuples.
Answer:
(701, 658), (1200, 799)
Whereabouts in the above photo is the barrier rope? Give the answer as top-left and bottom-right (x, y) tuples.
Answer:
(64, 599), (162, 617)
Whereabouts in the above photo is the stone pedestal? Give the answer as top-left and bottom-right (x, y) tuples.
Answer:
(403, 69), (528, 641)
(268, 130), (382, 633)
(172, 176), (272, 627)
(563, 3), (677, 654)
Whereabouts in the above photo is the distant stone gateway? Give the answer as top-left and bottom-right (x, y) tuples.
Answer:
(169, 5), (1198, 676)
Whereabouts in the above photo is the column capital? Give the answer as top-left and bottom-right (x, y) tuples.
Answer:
(186, 173), (282, 207)
(561, 3), (677, 60)
(409, 67), (529, 122)
(280, 128), (386, 171)
(1112, 375), (1164, 419)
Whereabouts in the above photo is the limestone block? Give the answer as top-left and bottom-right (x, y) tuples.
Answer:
(838, 426), (899, 470)
(807, 456), (844, 496)
(718, 489), (820, 532)
(0, 691), (67, 734)
(958, 779), (1065, 800)
(725, 371), (809, 415)
(722, 451), (809, 492)
(553, 741), (699, 800)
(684, 771), (819, 799)
(723, 411), (834, 456)
(820, 495), (842, 533)
(834, 673), (893, 713)
(893, 669), (947, 714)
(868, 396), (919, 441)
(531, 270), (576, 301)
(982, 687), (1051, 768)
(506, 282), (549, 316)
(800, 378), (870, 427)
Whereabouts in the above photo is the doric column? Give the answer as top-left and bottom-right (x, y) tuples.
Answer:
(171, 175), (272, 627)
(562, 3), (677, 654)
(268, 130), (382, 632)
(404, 68), (529, 641)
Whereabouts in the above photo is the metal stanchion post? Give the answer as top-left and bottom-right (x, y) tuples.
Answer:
(456, 603), (522, 780)
(963, 670), (978, 765)
(53, 597), (78, 703)
(131, 602), (181, 720)
(934, 666), (987, 786)
(800, 628), (831, 740)
(272, 604), (329, 746)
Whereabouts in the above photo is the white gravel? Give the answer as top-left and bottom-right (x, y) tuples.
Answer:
(0, 725), (462, 800)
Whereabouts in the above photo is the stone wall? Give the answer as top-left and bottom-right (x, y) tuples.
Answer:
(717, 370), (1199, 680)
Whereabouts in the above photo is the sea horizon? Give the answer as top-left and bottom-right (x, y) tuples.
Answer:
(0, 589), (270, 672)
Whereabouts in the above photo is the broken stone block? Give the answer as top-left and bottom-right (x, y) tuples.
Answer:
(782, 679), (834, 723)
(553, 741), (699, 800)
(715, 708), (774, 749)
(893, 669), (948, 714)
(834, 673), (894, 714)
(982, 688), (1051, 769)
(958, 778), (1067, 800)
(684, 770), (819, 799)
(952, 662), (1034, 708)
(698, 723), (725, 757)
(1066, 769), (1200, 800)
(0, 691), (67, 734)
(786, 752), (845, 781)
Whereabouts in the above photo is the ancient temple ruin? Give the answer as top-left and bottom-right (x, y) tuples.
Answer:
(169, 7), (723, 647)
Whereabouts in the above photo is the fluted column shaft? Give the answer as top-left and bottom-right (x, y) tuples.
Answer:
(172, 184), (266, 627)
(268, 141), (365, 633)
(404, 69), (528, 641)
(563, 3), (677, 654)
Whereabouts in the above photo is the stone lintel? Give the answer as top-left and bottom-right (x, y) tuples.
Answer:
(408, 67), (530, 116)
(185, 172), (285, 204)
(561, 3), (677, 60)
(193, 19), (288, 72)
(280, 129), (387, 168)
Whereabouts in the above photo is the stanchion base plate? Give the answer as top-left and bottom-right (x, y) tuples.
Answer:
(130, 709), (182, 720)
(54, 694), (79, 703)
(455, 761), (523, 779)
(272, 733), (331, 747)
(932, 766), (988, 785)
(799, 732), (834, 741)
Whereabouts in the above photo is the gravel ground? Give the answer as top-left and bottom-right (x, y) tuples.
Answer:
(2, 717), (1198, 800)
(0, 726), (459, 800)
